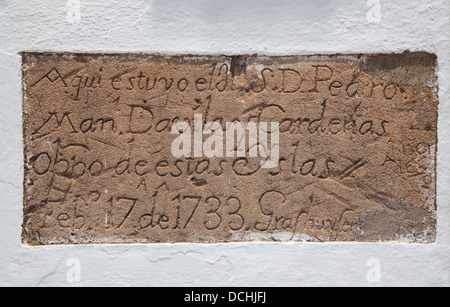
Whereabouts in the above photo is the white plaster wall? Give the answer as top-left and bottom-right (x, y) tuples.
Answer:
(0, 0), (449, 286)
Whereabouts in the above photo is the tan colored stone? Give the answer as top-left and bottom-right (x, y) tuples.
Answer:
(22, 52), (437, 245)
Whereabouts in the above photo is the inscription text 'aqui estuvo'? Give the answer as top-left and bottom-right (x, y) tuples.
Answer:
(22, 52), (437, 244)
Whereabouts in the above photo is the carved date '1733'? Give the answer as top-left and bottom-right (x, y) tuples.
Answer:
(22, 52), (438, 244)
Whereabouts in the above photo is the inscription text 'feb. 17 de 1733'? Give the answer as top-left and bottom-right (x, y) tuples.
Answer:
(22, 52), (438, 245)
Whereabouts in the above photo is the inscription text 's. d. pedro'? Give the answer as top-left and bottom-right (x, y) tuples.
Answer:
(21, 52), (438, 245)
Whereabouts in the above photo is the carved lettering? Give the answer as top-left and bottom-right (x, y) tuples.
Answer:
(22, 52), (438, 245)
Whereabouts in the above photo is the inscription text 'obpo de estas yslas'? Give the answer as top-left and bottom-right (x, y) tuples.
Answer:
(22, 53), (437, 245)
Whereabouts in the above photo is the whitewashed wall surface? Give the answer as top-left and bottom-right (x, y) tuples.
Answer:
(1, 0), (449, 286)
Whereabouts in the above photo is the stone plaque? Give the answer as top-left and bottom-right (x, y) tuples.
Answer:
(22, 52), (437, 245)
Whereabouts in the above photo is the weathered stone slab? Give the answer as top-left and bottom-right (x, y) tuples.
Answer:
(22, 52), (437, 245)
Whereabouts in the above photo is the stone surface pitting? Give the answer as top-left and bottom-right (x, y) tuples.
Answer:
(22, 52), (437, 245)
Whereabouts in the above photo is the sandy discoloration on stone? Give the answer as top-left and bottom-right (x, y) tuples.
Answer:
(21, 52), (437, 245)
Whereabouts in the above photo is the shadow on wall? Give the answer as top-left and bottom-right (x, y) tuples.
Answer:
(145, 0), (348, 29)
(139, 0), (359, 46)
(194, 0), (341, 25)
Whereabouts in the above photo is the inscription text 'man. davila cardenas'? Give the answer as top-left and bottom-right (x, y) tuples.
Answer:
(22, 52), (438, 245)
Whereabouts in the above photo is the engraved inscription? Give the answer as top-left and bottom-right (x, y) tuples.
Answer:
(22, 52), (438, 244)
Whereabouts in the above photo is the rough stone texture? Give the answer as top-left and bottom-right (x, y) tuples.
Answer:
(22, 52), (437, 245)
(0, 0), (447, 288)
